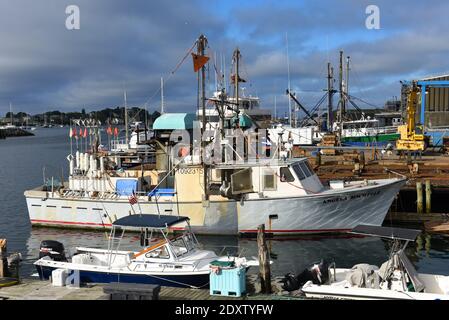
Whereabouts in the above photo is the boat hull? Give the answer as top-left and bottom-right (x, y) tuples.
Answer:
(341, 133), (400, 147)
(25, 178), (406, 235)
(35, 265), (210, 288)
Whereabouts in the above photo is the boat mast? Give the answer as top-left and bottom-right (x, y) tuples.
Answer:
(346, 56), (350, 101)
(160, 77), (165, 114)
(124, 90), (129, 143)
(286, 32), (292, 127)
(233, 48), (241, 115)
(198, 34), (208, 200)
(327, 62), (334, 132)
(9, 102), (12, 125)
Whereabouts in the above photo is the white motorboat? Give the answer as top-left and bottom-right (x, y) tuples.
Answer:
(34, 214), (257, 288)
(301, 225), (449, 300)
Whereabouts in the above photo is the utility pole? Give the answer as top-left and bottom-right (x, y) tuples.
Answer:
(198, 34), (208, 200)
(327, 62), (334, 132)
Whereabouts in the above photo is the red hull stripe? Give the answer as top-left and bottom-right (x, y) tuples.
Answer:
(31, 219), (112, 227)
(239, 228), (351, 233)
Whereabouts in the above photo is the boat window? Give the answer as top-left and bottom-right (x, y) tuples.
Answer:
(292, 164), (306, 180)
(304, 161), (315, 176)
(262, 169), (277, 191)
(145, 245), (170, 259)
(299, 162), (313, 178)
(280, 167), (295, 182)
(170, 237), (190, 257)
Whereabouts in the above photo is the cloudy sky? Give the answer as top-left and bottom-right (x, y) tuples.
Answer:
(0, 0), (448, 117)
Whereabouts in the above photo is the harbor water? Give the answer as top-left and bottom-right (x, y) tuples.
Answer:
(0, 128), (448, 278)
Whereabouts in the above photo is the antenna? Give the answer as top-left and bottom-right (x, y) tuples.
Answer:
(160, 77), (164, 114)
(274, 95), (277, 121)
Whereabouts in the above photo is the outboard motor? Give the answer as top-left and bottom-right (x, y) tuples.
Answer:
(296, 260), (330, 287)
(39, 240), (67, 262)
(281, 273), (300, 291)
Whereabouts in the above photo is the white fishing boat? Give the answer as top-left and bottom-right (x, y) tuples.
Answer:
(24, 152), (406, 235)
(24, 36), (406, 235)
(301, 225), (449, 300)
(34, 214), (257, 288)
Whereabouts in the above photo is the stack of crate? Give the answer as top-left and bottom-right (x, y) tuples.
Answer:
(443, 137), (449, 155)
(318, 134), (338, 155)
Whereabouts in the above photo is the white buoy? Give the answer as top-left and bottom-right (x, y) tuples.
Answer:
(69, 158), (74, 175)
(100, 157), (105, 174)
(89, 155), (95, 177)
(76, 151), (80, 169)
(84, 153), (90, 171)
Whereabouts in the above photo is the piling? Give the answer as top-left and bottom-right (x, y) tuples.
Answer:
(257, 224), (271, 294)
(315, 151), (321, 166)
(416, 181), (423, 214)
(425, 180), (432, 214)
(0, 239), (7, 277)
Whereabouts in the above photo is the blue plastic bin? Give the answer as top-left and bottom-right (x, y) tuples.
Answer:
(209, 266), (246, 297)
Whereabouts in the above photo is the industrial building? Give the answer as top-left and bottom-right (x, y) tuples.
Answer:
(412, 75), (449, 128)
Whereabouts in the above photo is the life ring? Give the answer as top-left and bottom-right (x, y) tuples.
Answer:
(178, 146), (190, 157)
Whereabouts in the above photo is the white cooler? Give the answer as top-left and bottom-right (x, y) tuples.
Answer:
(51, 269), (68, 287)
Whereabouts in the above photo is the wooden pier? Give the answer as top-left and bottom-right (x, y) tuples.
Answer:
(0, 278), (296, 300)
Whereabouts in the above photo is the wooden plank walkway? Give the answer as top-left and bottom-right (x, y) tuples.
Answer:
(0, 279), (280, 300)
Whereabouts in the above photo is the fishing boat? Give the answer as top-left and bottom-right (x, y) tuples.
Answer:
(331, 115), (400, 147)
(301, 225), (449, 300)
(34, 214), (257, 288)
(24, 36), (407, 235)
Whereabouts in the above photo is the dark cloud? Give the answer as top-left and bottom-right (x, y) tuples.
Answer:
(0, 0), (448, 116)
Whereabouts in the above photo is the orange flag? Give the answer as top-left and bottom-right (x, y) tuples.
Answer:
(192, 53), (209, 72)
(114, 127), (119, 137)
(83, 128), (88, 138)
(79, 128), (83, 137)
(107, 126), (112, 135)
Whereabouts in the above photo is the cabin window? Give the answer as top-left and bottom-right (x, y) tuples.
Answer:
(262, 169), (277, 191)
(145, 245), (170, 259)
(280, 167), (295, 182)
(304, 161), (315, 176)
(292, 164), (306, 180)
(299, 162), (313, 178)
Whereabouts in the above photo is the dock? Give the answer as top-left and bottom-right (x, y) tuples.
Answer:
(0, 127), (34, 139)
(0, 277), (297, 300)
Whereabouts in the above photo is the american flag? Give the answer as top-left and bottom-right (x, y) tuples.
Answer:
(128, 192), (138, 206)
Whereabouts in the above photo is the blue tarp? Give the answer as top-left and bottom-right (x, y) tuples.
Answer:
(116, 179), (138, 196)
(426, 130), (449, 147)
(148, 188), (176, 197)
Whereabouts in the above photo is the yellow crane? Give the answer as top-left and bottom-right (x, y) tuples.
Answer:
(396, 81), (426, 152)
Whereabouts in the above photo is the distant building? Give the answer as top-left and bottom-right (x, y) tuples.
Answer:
(384, 99), (401, 112)
(412, 74), (449, 127)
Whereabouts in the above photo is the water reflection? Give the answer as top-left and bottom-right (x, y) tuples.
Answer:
(24, 227), (449, 278)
